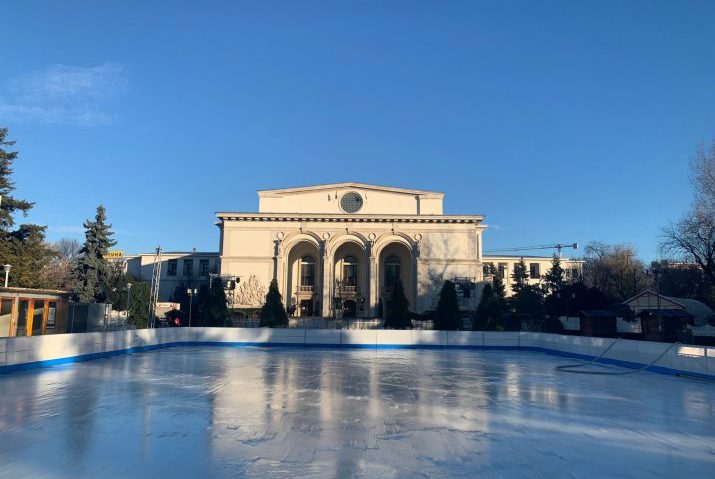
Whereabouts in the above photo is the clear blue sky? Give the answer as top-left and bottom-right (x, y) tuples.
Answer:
(2, 0), (714, 260)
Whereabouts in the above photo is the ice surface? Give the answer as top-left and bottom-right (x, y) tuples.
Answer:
(0, 347), (713, 478)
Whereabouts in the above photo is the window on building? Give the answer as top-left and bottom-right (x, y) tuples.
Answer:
(167, 259), (177, 276)
(343, 255), (358, 287)
(530, 263), (541, 279)
(300, 256), (315, 287)
(0, 299), (12, 337)
(31, 300), (44, 336)
(571, 268), (579, 279)
(16, 300), (29, 337)
(183, 259), (194, 278)
(482, 263), (495, 276)
(385, 256), (401, 290)
(199, 259), (210, 277)
(497, 263), (507, 278)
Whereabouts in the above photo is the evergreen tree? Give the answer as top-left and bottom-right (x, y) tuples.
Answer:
(0, 128), (56, 288)
(0, 128), (33, 230)
(260, 278), (288, 327)
(1, 225), (56, 289)
(204, 277), (228, 326)
(384, 278), (411, 329)
(71, 205), (116, 302)
(195, 283), (211, 325)
(510, 258), (529, 294)
(475, 281), (507, 330)
(126, 280), (151, 329)
(474, 283), (494, 330)
(492, 273), (507, 307)
(171, 282), (191, 312)
(435, 280), (461, 330)
(509, 284), (545, 330)
(544, 254), (565, 295)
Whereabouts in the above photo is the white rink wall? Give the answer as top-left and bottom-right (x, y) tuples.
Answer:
(0, 328), (713, 378)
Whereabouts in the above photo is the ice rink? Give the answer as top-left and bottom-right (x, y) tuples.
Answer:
(1, 346), (713, 478)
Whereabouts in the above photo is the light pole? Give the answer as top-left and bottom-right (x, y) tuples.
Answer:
(187, 288), (197, 327)
(126, 283), (133, 324)
(2, 264), (11, 288)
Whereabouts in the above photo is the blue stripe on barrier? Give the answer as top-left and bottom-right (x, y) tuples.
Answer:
(1, 340), (713, 380)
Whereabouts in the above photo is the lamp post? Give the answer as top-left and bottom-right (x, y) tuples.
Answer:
(187, 288), (197, 327)
(126, 283), (132, 324)
(2, 264), (11, 288)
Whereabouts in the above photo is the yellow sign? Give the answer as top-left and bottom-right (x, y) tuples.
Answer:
(104, 250), (124, 259)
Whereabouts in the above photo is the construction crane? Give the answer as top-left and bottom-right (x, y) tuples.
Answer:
(485, 242), (578, 257)
(148, 246), (162, 328)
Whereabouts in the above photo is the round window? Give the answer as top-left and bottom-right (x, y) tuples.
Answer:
(340, 192), (363, 213)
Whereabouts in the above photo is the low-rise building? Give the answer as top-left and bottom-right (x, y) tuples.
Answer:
(0, 287), (70, 337)
(481, 255), (584, 296)
(123, 251), (221, 301)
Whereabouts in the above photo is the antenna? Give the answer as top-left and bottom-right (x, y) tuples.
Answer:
(148, 246), (162, 328)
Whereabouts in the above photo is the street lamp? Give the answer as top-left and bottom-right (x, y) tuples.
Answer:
(187, 288), (197, 327)
(2, 264), (11, 288)
(126, 283), (133, 323)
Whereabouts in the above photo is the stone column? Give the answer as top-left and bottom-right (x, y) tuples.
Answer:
(412, 242), (421, 313)
(364, 241), (377, 318)
(321, 241), (332, 318)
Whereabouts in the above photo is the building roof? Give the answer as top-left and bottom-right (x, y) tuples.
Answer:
(256, 182), (444, 197)
(636, 309), (695, 322)
(625, 290), (715, 326)
(126, 251), (219, 257)
(578, 310), (615, 318)
(483, 255), (583, 262)
(0, 287), (70, 297)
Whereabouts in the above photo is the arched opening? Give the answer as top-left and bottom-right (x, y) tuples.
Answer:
(286, 241), (321, 317)
(384, 255), (401, 292)
(300, 255), (316, 287)
(333, 241), (366, 318)
(342, 255), (358, 287)
(378, 242), (414, 318)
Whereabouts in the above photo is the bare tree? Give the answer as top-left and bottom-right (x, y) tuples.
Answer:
(582, 241), (648, 301)
(691, 139), (715, 210)
(43, 238), (81, 290)
(660, 139), (715, 287)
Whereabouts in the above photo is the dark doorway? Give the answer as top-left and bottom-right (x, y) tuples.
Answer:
(343, 300), (357, 318)
(300, 300), (314, 317)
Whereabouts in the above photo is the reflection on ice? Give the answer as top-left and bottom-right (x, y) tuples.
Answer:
(0, 347), (713, 478)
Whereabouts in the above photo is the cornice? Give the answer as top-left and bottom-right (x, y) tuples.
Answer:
(215, 212), (484, 225)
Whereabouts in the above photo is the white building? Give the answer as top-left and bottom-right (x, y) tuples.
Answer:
(125, 183), (584, 314)
(124, 251), (220, 301)
(481, 255), (583, 297)
(217, 183), (486, 317)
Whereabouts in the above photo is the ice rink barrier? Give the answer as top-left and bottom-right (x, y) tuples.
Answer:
(0, 328), (713, 379)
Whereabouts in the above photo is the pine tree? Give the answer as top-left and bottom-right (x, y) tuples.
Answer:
(384, 278), (411, 329)
(475, 281), (507, 330)
(205, 277), (228, 326)
(544, 254), (565, 295)
(126, 280), (151, 329)
(510, 258), (529, 294)
(260, 278), (288, 327)
(492, 271), (507, 302)
(0, 128), (56, 288)
(435, 280), (461, 330)
(171, 282), (191, 312)
(0, 128), (33, 231)
(72, 205), (116, 302)
(474, 283), (494, 330)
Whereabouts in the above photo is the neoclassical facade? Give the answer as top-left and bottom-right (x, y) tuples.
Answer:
(217, 183), (486, 317)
